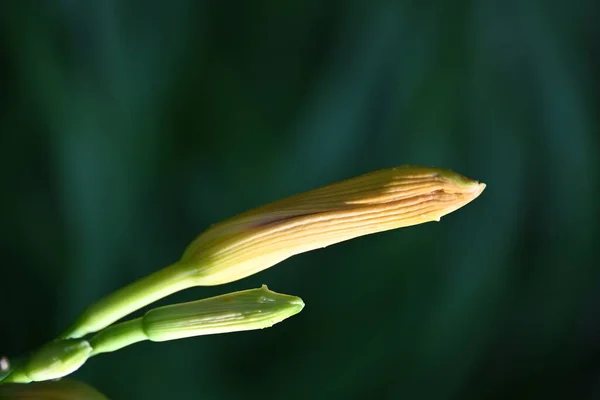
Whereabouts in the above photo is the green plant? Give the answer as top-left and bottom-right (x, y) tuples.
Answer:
(0, 165), (485, 385)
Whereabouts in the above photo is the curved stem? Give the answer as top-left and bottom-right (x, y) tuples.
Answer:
(89, 318), (147, 356)
(62, 262), (197, 339)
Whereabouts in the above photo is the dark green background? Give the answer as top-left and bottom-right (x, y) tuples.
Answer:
(1, 1), (599, 399)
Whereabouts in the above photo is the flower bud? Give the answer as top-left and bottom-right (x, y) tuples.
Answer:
(143, 285), (304, 341)
(62, 165), (484, 339)
(87, 286), (303, 354)
(182, 166), (486, 285)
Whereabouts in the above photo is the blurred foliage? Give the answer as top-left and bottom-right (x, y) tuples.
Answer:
(0, 379), (108, 400)
(1, 0), (599, 399)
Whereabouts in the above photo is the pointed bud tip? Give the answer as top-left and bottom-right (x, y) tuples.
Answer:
(289, 297), (305, 308)
(258, 285), (305, 315)
(288, 296), (305, 315)
(476, 181), (486, 194)
(424, 171), (486, 221)
(465, 181), (486, 197)
(438, 167), (486, 201)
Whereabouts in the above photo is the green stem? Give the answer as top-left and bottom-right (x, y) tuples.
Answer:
(89, 318), (147, 356)
(61, 262), (197, 339)
(0, 358), (30, 384)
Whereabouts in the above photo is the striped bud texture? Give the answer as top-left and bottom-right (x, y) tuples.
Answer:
(87, 286), (303, 355)
(143, 285), (304, 341)
(182, 166), (486, 285)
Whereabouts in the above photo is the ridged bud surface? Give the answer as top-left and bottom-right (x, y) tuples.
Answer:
(143, 285), (304, 341)
(182, 166), (486, 285)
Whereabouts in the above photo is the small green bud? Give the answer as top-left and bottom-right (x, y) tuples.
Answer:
(87, 286), (304, 356)
(23, 340), (92, 382)
(143, 285), (304, 341)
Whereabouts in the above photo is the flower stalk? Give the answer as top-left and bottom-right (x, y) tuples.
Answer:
(88, 285), (303, 355)
(2, 286), (303, 383)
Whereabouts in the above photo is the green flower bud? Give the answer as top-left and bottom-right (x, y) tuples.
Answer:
(143, 285), (304, 341)
(87, 286), (303, 355)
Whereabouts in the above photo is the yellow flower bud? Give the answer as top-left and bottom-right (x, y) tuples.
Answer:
(181, 166), (486, 285)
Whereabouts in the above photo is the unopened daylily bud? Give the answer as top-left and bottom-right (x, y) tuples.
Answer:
(63, 165), (485, 339)
(3, 340), (92, 383)
(143, 285), (304, 341)
(88, 286), (303, 355)
(182, 165), (486, 285)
